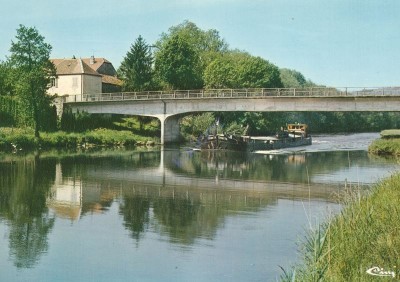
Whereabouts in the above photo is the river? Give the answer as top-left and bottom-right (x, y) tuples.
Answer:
(0, 133), (398, 281)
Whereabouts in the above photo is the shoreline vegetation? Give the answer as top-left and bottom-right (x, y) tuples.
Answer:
(368, 129), (400, 157)
(0, 127), (158, 152)
(281, 130), (400, 281)
(282, 173), (400, 281)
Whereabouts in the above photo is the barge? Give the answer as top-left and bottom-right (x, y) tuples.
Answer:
(200, 123), (312, 151)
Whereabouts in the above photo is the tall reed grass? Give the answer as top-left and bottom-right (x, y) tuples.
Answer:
(282, 174), (400, 281)
(368, 138), (400, 157)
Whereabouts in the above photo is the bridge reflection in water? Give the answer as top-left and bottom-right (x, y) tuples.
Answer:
(47, 149), (366, 225)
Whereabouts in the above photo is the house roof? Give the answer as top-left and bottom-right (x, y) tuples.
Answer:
(51, 57), (122, 87)
(102, 74), (123, 86)
(51, 58), (101, 76)
(81, 57), (112, 72)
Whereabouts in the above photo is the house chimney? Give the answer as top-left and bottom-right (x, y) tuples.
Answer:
(90, 55), (95, 65)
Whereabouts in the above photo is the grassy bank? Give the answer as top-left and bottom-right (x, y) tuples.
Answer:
(0, 127), (158, 152)
(369, 139), (400, 156)
(283, 174), (400, 281)
(368, 129), (400, 156)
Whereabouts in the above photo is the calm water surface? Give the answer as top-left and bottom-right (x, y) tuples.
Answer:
(0, 133), (398, 281)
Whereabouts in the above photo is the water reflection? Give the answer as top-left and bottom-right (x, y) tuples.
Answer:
(176, 150), (394, 184)
(0, 155), (55, 268)
(0, 147), (398, 272)
(47, 164), (82, 220)
(120, 194), (150, 242)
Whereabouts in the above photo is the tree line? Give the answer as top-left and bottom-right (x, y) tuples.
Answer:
(118, 20), (312, 91)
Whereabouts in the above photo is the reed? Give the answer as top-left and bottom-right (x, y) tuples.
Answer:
(368, 138), (400, 156)
(283, 174), (400, 281)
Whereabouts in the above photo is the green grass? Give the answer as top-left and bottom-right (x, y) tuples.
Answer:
(368, 138), (400, 156)
(114, 117), (160, 136)
(288, 174), (400, 281)
(0, 127), (159, 151)
(380, 129), (400, 139)
(0, 127), (38, 150)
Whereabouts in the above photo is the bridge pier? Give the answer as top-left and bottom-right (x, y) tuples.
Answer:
(157, 115), (181, 145)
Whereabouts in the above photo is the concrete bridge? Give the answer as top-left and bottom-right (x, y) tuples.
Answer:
(60, 87), (400, 144)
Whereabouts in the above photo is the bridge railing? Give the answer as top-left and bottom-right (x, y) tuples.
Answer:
(64, 87), (400, 103)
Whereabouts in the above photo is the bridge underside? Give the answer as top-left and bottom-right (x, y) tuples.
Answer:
(64, 96), (400, 144)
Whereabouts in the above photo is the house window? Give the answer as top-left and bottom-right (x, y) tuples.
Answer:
(72, 77), (78, 88)
(50, 77), (58, 88)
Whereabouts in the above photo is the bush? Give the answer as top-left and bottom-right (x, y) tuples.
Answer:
(40, 131), (83, 148)
(84, 128), (138, 146)
(0, 128), (37, 150)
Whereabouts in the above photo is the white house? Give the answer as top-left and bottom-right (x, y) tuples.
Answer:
(48, 58), (102, 97)
(48, 57), (122, 99)
(82, 56), (122, 93)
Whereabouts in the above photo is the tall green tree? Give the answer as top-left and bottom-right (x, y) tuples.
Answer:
(155, 34), (203, 89)
(0, 61), (18, 126)
(203, 55), (235, 89)
(157, 20), (228, 72)
(9, 25), (56, 138)
(118, 35), (154, 91)
(204, 51), (283, 89)
(0, 61), (15, 96)
(280, 68), (316, 88)
(236, 54), (282, 88)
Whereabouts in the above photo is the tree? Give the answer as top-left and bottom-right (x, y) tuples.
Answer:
(155, 34), (203, 89)
(157, 20), (228, 72)
(118, 35), (154, 91)
(203, 55), (235, 89)
(180, 112), (215, 139)
(236, 54), (282, 88)
(9, 25), (56, 138)
(280, 68), (316, 88)
(204, 51), (283, 89)
(154, 21), (229, 89)
(0, 61), (19, 126)
(0, 61), (15, 96)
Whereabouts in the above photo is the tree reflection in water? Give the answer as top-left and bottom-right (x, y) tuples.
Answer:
(116, 184), (273, 246)
(0, 155), (55, 268)
(119, 195), (150, 242)
(153, 196), (202, 244)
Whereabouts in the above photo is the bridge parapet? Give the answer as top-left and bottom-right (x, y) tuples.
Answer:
(63, 87), (400, 103)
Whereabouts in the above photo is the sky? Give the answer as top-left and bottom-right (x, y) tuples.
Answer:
(0, 0), (399, 87)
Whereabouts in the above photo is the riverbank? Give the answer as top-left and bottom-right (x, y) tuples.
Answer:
(0, 127), (158, 152)
(283, 172), (400, 281)
(368, 130), (400, 156)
